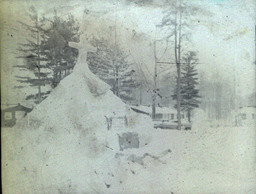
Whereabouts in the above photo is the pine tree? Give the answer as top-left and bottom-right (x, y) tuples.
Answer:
(16, 8), (80, 103)
(161, 0), (206, 129)
(119, 64), (138, 103)
(172, 51), (201, 122)
(15, 6), (51, 104)
(41, 13), (80, 87)
(87, 36), (138, 103)
(161, 0), (192, 129)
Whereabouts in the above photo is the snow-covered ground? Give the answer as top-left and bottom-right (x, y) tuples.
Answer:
(2, 123), (255, 193)
(2, 40), (255, 193)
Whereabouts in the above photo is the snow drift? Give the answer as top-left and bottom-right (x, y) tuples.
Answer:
(2, 39), (165, 193)
(2, 37), (255, 193)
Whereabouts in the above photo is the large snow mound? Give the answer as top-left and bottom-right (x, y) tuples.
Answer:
(2, 58), (162, 193)
(2, 61), (255, 193)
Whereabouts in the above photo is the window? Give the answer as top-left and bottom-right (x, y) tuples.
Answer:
(155, 114), (163, 119)
(163, 114), (169, 120)
(171, 114), (174, 120)
(252, 114), (255, 119)
(4, 112), (12, 120)
(182, 114), (184, 119)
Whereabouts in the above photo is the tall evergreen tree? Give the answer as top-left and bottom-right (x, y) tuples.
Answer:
(16, 8), (80, 103)
(87, 36), (138, 103)
(161, 0), (193, 129)
(172, 51), (201, 122)
(119, 64), (138, 102)
(15, 6), (51, 104)
(41, 13), (80, 87)
(161, 0), (207, 129)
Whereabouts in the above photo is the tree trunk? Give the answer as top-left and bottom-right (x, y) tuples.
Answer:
(152, 29), (158, 119)
(152, 95), (156, 119)
(173, 6), (182, 130)
(176, 2), (183, 130)
(115, 65), (119, 97)
(188, 109), (191, 122)
(176, 63), (182, 129)
(38, 67), (41, 103)
(36, 16), (41, 103)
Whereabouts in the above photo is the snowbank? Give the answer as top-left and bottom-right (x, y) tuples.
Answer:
(2, 63), (255, 193)
(2, 56), (161, 193)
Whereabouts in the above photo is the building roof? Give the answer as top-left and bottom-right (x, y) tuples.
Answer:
(131, 105), (177, 115)
(2, 104), (32, 113)
(239, 106), (256, 108)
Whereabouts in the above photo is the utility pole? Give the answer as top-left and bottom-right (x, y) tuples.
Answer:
(152, 25), (175, 119)
(152, 26), (158, 119)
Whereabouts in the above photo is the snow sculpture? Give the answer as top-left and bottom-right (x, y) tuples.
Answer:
(69, 34), (111, 96)
(2, 31), (158, 194)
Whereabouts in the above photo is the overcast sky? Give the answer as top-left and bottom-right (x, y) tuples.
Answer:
(1, 0), (255, 105)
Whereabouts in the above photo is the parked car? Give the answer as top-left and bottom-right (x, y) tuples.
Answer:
(153, 120), (192, 130)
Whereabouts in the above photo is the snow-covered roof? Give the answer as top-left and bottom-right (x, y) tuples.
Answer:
(238, 106), (256, 115)
(239, 106), (256, 109)
(131, 105), (177, 115)
(2, 104), (32, 113)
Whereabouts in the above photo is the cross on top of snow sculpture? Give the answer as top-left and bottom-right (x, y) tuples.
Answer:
(68, 33), (111, 96)
(68, 34), (97, 59)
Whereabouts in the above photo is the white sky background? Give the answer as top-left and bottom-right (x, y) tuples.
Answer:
(1, 0), (255, 105)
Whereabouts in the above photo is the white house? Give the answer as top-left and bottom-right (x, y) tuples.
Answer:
(131, 105), (188, 121)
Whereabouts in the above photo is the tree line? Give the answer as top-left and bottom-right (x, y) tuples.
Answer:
(16, 6), (137, 105)
(16, 7), (80, 103)
(156, 0), (201, 127)
(16, 3), (202, 127)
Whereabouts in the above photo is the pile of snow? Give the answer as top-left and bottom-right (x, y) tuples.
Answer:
(2, 53), (162, 193)
(2, 49), (255, 192)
